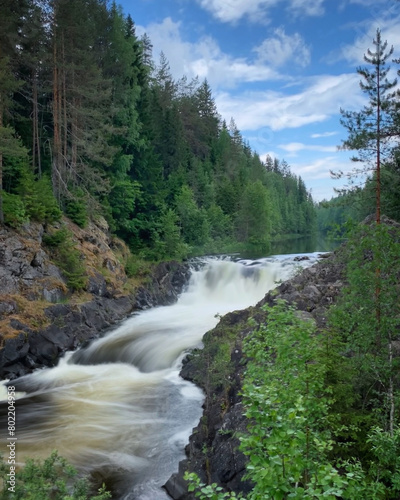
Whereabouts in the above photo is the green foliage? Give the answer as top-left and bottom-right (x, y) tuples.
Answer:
(0, 450), (111, 499)
(175, 185), (210, 247)
(185, 269), (400, 500)
(326, 222), (400, 497)
(43, 226), (87, 292)
(329, 223), (400, 430)
(184, 472), (239, 499)
(153, 209), (190, 260)
(235, 180), (271, 253)
(42, 226), (70, 247)
(2, 191), (27, 227)
(19, 173), (62, 223)
(108, 180), (142, 234)
(0, 0), (316, 257)
(1, 126), (29, 193)
(338, 29), (396, 221)
(206, 204), (233, 240)
(240, 301), (347, 499)
(64, 189), (89, 228)
(124, 255), (152, 278)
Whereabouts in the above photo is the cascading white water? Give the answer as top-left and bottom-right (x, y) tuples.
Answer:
(0, 254), (321, 499)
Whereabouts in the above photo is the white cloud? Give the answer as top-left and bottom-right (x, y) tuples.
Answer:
(195, 0), (325, 24)
(336, 12), (400, 67)
(288, 0), (325, 17)
(216, 73), (364, 133)
(348, 0), (390, 6)
(278, 142), (337, 155)
(288, 154), (363, 201)
(311, 131), (338, 138)
(291, 156), (345, 179)
(195, 0), (278, 24)
(136, 18), (282, 89)
(254, 28), (311, 67)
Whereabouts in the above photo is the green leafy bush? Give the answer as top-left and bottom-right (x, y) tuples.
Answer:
(42, 227), (70, 248)
(153, 209), (190, 260)
(240, 301), (346, 499)
(124, 255), (152, 278)
(0, 450), (110, 499)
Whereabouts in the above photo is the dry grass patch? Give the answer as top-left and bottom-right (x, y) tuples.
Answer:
(0, 294), (51, 339)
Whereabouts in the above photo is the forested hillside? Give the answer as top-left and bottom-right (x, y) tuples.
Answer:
(0, 0), (316, 259)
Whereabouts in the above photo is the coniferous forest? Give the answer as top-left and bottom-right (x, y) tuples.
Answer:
(0, 0), (316, 259)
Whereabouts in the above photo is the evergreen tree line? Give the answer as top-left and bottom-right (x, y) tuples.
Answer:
(0, 0), (316, 259)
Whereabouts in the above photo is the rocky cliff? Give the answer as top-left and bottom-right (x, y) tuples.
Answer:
(164, 251), (345, 499)
(0, 219), (190, 380)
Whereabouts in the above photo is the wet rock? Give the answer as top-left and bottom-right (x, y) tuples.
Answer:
(294, 255), (310, 261)
(28, 333), (59, 364)
(0, 334), (30, 367)
(164, 470), (190, 500)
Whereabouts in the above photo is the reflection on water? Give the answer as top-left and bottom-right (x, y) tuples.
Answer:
(270, 234), (339, 256)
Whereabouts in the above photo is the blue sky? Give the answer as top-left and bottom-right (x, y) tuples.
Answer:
(117, 0), (400, 201)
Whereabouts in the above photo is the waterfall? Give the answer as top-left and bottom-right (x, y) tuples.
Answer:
(0, 254), (321, 499)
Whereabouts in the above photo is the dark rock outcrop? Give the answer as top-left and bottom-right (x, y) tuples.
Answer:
(164, 251), (346, 499)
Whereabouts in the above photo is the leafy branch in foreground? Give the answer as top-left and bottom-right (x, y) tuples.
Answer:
(240, 301), (346, 499)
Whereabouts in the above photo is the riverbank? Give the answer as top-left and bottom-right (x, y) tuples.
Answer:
(164, 250), (345, 499)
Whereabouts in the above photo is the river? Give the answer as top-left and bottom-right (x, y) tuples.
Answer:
(1, 253), (325, 499)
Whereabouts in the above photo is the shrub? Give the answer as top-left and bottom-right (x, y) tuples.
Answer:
(43, 226), (87, 292)
(64, 189), (88, 228)
(18, 172), (62, 223)
(0, 450), (111, 499)
(2, 192), (27, 227)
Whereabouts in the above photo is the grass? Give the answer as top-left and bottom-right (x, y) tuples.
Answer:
(0, 294), (52, 340)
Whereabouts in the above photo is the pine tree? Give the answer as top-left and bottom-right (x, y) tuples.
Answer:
(338, 28), (397, 224)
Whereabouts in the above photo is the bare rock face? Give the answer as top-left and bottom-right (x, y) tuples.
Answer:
(0, 224), (65, 300)
(164, 251), (346, 500)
